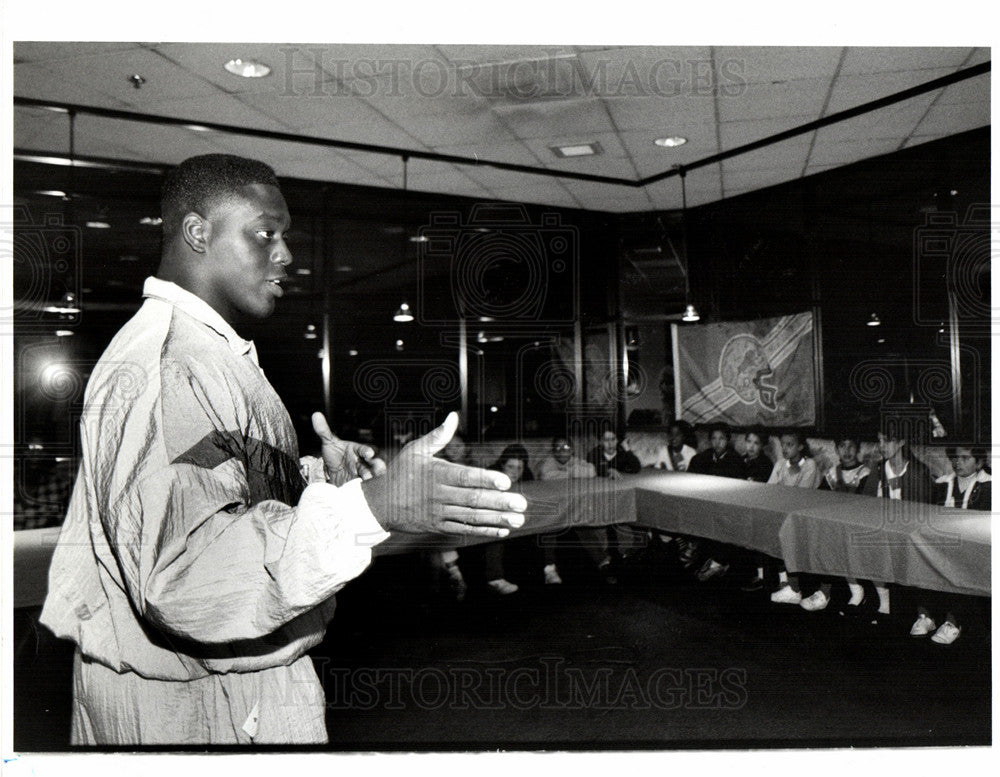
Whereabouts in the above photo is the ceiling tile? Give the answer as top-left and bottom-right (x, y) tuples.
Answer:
(494, 98), (617, 140)
(806, 137), (903, 167)
(603, 91), (717, 133)
(618, 128), (719, 176)
(430, 141), (542, 168)
(723, 167), (802, 194)
(71, 117), (224, 164)
(936, 73), (991, 104)
(814, 95), (937, 144)
(13, 108), (70, 150)
(825, 68), (953, 114)
(901, 134), (950, 150)
(14, 61), (133, 108)
(714, 47), (844, 85)
(137, 93), (292, 133)
(962, 48), (990, 67)
(839, 47), (971, 75)
(719, 116), (815, 149)
(723, 138), (811, 174)
(397, 110), (511, 146)
(36, 48), (222, 105)
(717, 77), (831, 122)
(150, 42), (300, 96)
(14, 42), (145, 63)
(914, 102), (991, 136)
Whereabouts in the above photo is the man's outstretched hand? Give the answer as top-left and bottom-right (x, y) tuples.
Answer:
(361, 412), (527, 537)
(312, 412), (387, 487)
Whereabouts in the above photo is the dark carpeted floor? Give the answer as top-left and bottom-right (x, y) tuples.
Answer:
(12, 537), (991, 751)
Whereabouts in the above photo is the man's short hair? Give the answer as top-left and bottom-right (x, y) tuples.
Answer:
(708, 422), (731, 438)
(945, 445), (988, 466)
(161, 154), (280, 236)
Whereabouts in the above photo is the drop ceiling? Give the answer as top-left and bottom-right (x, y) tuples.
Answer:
(12, 43), (990, 213)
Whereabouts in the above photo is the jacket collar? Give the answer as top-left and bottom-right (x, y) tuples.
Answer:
(143, 277), (256, 360)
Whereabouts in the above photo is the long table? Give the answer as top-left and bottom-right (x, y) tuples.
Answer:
(380, 471), (991, 597)
(13, 471), (991, 608)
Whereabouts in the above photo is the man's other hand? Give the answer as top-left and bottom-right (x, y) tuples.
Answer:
(361, 412), (527, 537)
(312, 412), (387, 487)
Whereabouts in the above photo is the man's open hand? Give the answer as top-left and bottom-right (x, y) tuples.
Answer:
(312, 412), (387, 487)
(360, 412), (527, 537)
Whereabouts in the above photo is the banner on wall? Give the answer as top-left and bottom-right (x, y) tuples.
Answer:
(672, 312), (817, 426)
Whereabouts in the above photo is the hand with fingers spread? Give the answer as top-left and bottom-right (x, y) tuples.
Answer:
(312, 412), (387, 487)
(361, 412), (527, 537)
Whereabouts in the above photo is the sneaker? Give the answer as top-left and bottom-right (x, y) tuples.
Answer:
(930, 622), (961, 645)
(695, 559), (729, 582)
(739, 575), (765, 592)
(770, 585), (802, 605)
(444, 561), (467, 602)
(799, 590), (830, 611)
(487, 578), (519, 595)
(543, 564), (563, 585)
(909, 613), (937, 636)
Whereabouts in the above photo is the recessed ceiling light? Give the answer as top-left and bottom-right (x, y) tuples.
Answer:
(35, 189), (67, 198)
(348, 349), (359, 357)
(295, 268), (312, 276)
(224, 58), (272, 78)
(551, 143), (602, 158)
(183, 124), (214, 133)
(86, 221), (111, 229)
(55, 330), (74, 337)
(335, 265), (353, 273)
(409, 235), (430, 243)
(139, 216), (162, 226)
(654, 137), (687, 148)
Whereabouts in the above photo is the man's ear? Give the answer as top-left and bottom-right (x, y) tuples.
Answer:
(180, 212), (210, 253)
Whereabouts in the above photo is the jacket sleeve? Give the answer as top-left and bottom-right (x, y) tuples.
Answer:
(95, 359), (389, 645)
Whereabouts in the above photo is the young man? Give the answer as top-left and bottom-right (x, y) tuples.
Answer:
(39, 155), (526, 745)
(686, 423), (745, 580)
(857, 424), (934, 624)
(537, 436), (596, 480)
(799, 435), (871, 612)
(910, 445), (991, 644)
(664, 420), (698, 472)
(687, 423), (745, 479)
(587, 427), (641, 479)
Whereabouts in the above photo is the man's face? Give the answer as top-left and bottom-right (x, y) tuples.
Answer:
(951, 448), (980, 478)
(710, 430), (729, 455)
(553, 439), (572, 464)
(744, 433), (762, 459)
(200, 183), (292, 322)
(836, 440), (860, 468)
(501, 458), (524, 483)
(878, 433), (904, 460)
(601, 431), (618, 454)
(780, 435), (803, 462)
